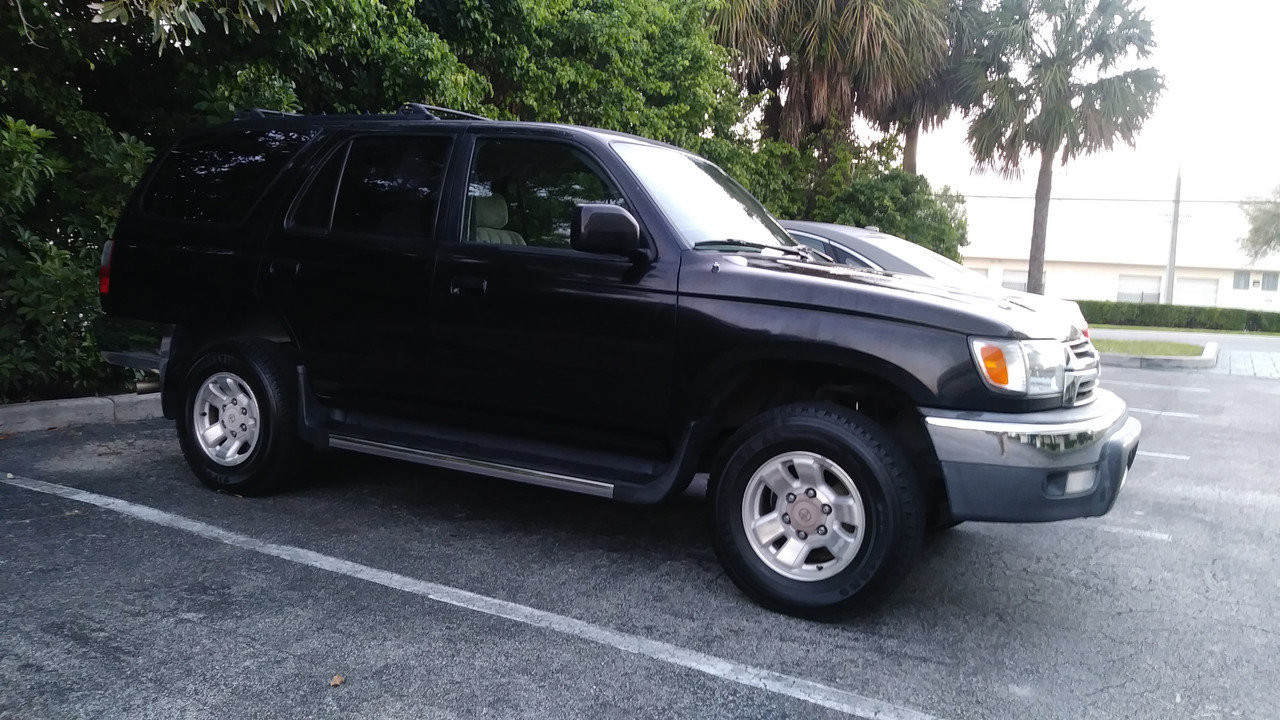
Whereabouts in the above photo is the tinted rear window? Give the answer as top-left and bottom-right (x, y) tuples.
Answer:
(143, 128), (317, 224)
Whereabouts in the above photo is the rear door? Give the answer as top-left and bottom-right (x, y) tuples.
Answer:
(261, 130), (458, 408)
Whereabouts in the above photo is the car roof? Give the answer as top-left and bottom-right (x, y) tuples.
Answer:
(209, 109), (677, 150)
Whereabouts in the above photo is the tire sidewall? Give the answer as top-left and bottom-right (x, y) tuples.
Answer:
(177, 345), (290, 491)
(711, 408), (919, 615)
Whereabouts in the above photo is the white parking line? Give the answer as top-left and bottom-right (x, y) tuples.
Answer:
(1107, 380), (1210, 393)
(1096, 525), (1172, 542)
(1137, 450), (1191, 460)
(0, 474), (941, 720)
(1128, 408), (1200, 418)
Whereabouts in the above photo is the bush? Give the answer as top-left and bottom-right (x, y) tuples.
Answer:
(1078, 300), (1280, 332)
(0, 115), (151, 402)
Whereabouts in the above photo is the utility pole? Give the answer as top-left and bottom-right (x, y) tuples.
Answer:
(1162, 168), (1182, 304)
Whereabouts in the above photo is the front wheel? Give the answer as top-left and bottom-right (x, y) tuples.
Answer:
(709, 403), (925, 619)
(176, 341), (307, 495)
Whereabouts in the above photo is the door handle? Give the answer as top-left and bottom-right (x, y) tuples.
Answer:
(268, 258), (302, 277)
(449, 276), (487, 297)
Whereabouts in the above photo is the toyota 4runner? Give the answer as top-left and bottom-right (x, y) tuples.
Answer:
(100, 104), (1141, 617)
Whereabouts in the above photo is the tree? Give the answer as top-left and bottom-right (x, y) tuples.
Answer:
(418, 0), (742, 146)
(868, 0), (990, 174)
(966, 0), (1163, 294)
(1241, 189), (1280, 261)
(712, 0), (948, 143)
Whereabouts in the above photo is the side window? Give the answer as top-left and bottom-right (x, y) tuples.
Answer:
(833, 247), (872, 268)
(295, 135), (452, 239)
(465, 138), (623, 249)
(145, 128), (317, 224)
(790, 233), (827, 254)
(291, 144), (347, 232)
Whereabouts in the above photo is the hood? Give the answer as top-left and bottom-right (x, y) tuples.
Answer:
(681, 251), (1079, 341)
(1000, 289), (1088, 329)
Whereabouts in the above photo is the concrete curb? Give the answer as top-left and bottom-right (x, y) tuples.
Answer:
(1101, 341), (1219, 369)
(0, 392), (163, 434)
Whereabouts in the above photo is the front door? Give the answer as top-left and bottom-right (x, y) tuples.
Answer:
(428, 134), (677, 451)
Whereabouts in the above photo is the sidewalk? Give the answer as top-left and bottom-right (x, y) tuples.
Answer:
(0, 393), (162, 434)
(1091, 328), (1280, 379)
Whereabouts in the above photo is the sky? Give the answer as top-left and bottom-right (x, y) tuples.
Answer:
(912, 0), (1280, 270)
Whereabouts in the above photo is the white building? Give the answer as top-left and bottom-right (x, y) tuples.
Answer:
(959, 196), (1280, 311)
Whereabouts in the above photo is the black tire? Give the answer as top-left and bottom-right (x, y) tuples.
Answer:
(708, 402), (925, 619)
(176, 340), (307, 495)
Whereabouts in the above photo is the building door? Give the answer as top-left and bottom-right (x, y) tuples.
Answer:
(1174, 277), (1220, 307)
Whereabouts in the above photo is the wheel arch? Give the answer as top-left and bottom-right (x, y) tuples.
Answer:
(161, 313), (297, 419)
(689, 348), (949, 523)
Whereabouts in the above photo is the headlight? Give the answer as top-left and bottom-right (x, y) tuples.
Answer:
(970, 338), (1066, 397)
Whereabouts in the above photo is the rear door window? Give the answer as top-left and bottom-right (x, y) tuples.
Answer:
(328, 136), (453, 239)
(144, 128), (317, 224)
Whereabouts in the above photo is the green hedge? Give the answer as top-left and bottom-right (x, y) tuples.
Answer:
(1078, 300), (1280, 333)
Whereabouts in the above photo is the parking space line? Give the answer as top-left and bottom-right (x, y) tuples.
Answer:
(1107, 380), (1210, 393)
(0, 474), (941, 720)
(1137, 450), (1191, 460)
(1128, 408), (1199, 419)
(1096, 525), (1172, 542)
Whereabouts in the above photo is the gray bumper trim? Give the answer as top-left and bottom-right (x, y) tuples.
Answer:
(921, 388), (1128, 469)
(920, 388), (1142, 522)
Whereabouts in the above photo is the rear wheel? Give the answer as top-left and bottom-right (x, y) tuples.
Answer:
(176, 341), (306, 495)
(709, 403), (925, 618)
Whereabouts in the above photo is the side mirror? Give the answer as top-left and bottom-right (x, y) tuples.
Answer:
(571, 204), (649, 261)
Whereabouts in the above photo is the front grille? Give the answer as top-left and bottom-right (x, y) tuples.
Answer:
(1063, 337), (1100, 406)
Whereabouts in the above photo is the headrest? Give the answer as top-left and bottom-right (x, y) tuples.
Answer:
(474, 194), (508, 229)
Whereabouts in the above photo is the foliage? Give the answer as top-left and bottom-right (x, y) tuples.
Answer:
(713, 0), (948, 142)
(419, 0), (743, 145)
(88, 0), (306, 45)
(818, 172), (968, 260)
(965, 0), (1163, 294)
(868, 0), (992, 172)
(967, 0), (1164, 174)
(696, 132), (968, 260)
(0, 115), (151, 401)
(1240, 189), (1280, 261)
(1078, 301), (1280, 334)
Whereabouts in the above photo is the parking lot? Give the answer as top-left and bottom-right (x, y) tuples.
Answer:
(2, 363), (1278, 720)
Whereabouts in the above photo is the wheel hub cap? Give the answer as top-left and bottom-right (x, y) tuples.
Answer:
(740, 451), (867, 582)
(192, 371), (261, 467)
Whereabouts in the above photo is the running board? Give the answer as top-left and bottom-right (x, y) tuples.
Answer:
(329, 435), (615, 499)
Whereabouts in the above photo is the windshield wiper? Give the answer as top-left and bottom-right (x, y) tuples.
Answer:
(694, 238), (815, 261)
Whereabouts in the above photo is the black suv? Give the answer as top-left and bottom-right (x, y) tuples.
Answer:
(100, 105), (1141, 617)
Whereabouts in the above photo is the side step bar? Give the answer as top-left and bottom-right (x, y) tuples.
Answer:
(329, 435), (615, 499)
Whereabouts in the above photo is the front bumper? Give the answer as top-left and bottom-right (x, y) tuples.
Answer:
(921, 388), (1141, 522)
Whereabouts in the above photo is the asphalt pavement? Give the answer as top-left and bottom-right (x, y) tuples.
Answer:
(2, 364), (1278, 720)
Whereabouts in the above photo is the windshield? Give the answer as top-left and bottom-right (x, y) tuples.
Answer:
(613, 142), (796, 249)
(864, 232), (994, 290)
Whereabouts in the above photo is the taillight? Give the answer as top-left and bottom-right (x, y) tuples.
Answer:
(99, 240), (113, 295)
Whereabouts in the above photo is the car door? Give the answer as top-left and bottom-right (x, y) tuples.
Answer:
(261, 131), (457, 409)
(427, 133), (677, 451)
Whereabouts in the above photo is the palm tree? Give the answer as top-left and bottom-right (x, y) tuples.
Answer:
(713, 0), (949, 144)
(966, 0), (1163, 295)
(867, 0), (990, 174)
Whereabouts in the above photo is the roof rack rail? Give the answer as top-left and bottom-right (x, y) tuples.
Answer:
(234, 108), (303, 120)
(397, 103), (491, 121)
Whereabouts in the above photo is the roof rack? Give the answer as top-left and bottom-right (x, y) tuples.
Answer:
(397, 103), (492, 121)
(234, 108), (303, 120)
